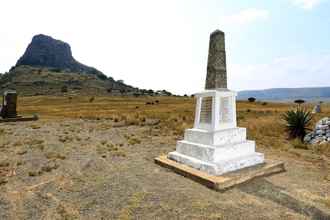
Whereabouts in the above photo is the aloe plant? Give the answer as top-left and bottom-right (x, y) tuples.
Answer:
(282, 107), (313, 141)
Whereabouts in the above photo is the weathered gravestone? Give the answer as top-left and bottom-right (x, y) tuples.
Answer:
(0, 90), (17, 118)
(0, 90), (38, 122)
(155, 30), (284, 190)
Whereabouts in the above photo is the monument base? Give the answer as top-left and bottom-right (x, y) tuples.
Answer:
(0, 115), (38, 123)
(155, 155), (285, 191)
(167, 126), (265, 175)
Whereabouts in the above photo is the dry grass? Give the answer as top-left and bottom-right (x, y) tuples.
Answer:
(118, 191), (147, 220)
(12, 95), (330, 155)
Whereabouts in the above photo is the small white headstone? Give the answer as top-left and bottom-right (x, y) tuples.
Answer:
(220, 96), (232, 123)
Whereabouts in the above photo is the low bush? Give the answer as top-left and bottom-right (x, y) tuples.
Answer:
(61, 85), (68, 93)
(294, 99), (305, 105)
(282, 107), (312, 141)
(248, 97), (256, 102)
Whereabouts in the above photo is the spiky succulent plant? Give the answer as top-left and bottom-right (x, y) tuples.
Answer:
(282, 107), (313, 141)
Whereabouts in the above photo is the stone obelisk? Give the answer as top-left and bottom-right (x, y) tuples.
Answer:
(205, 30), (227, 90)
(167, 30), (265, 175)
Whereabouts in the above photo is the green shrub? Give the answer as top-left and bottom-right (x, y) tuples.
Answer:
(282, 107), (312, 141)
(294, 99), (305, 105)
(61, 85), (68, 93)
(97, 74), (108, 80)
(52, 68), (62, 73)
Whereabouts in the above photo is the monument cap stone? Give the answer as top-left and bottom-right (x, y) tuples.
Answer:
(205, 29), (227, 90)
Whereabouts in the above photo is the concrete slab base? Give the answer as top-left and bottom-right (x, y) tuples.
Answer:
(155, 155), (285, 192)
(0, 115), (38, 123)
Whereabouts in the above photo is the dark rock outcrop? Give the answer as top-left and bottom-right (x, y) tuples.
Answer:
(16, 34), (106, 80)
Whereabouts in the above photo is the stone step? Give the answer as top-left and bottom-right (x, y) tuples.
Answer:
(214, 153), (264, 174)
(184, 128), (246, 146)
(168, 151), (264, 175)
(176, 140), (255, 163)
(168, 151), (218, 175)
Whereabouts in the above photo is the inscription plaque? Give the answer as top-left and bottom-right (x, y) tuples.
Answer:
(199, 97), (212, 124)
(220, 97), (232, 123)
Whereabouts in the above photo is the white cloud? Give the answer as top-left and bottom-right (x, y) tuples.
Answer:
(228, 54), (330, 91)
(291, 0), (322, 10)
(221, 8), (269, 26)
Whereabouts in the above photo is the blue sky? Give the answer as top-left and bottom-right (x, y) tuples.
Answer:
(0, 0), (329, 94)
(223, 0), (330, 64)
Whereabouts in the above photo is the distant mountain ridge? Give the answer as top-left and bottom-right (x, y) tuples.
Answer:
(237, 87), (330, 101)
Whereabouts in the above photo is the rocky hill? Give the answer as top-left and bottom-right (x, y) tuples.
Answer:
(16, 34), (106, 80)
(0, 65), (137, 96)
(0, 34), (138, 96)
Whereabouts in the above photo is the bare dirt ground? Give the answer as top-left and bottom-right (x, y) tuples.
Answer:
(0, 96), (329, 219)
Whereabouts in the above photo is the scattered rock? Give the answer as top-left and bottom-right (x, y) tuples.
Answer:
(45, 152), (66, 160)
(143, 119), (160, 126)
(312, 103), (321, 114)
(0, 161), (9, 167)
(325, 174), (330, 182)
(17, 149), (27, 155)
(0, 177), (8, 185)
(112, 121), (126, 128)
(303, 133), (313, 143)
(28, 170), (42, 177)
(41, 161), (59, 172)
(305, 117), (330, 145)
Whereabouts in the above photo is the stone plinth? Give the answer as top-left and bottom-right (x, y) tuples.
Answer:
(168, 90), (264, 175)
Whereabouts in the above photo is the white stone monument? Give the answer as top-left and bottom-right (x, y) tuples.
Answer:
(168, 30), (264, 175)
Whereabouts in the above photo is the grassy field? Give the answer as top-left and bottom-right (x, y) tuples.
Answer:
(0, 95), (329, 219)
(15, 95), (330, 155)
